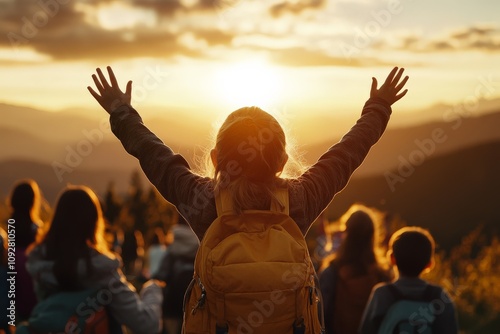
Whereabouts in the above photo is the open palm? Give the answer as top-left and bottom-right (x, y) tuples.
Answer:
(370, 67), (409, 106)
(88, 66), (132, 113)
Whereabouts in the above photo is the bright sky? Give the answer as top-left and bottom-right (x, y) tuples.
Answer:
(1, 0), (499, 119)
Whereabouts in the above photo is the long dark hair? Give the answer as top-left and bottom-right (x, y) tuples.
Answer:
(322, 205), (384, 275)
(9, 179), (43, 248)
(31, 185), (109, 290)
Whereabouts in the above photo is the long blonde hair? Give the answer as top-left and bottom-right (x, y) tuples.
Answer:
(210, 106), (296, 213)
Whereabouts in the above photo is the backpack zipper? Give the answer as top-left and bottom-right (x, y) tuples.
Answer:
(191, 277), (207, 315)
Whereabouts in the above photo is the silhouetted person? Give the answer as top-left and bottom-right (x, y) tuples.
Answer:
(319, 205), (392, 334)
(26, 185), (163, 334)
(8, 179), (43, 321)
(146, 228), (167, 279)
(121, 229), (145, 278)
(88, 65), (409, 332)
(360, 227), (459, 334)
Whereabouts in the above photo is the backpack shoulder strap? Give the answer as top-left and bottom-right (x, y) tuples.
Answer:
(270, 187), (289, 215)
(215, 188), (289, 217)
(422, 284), (443, 302)
(215, 189), (234, 217)
(387, 283), (442, 303)
(386, 283), (405, 301)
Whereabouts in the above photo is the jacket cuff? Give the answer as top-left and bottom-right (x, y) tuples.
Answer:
(363, 97), (392, 116)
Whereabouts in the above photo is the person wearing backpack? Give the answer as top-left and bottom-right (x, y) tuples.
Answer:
(87, 66), (409, 333)
(153, 217), (199, 334)
(319, 205), (392, 334)
(22, 186), (163, 334)
(359, 227), (459, 334)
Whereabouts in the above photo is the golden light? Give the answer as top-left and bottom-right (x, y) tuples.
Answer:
(212, 59), (284, 110)
(97, 2), (156, 30)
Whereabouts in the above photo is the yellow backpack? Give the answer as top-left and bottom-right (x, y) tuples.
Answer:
(182, 189), (325, 334)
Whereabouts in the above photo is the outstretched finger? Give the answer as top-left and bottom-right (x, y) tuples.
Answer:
(392, 68), (405, 87)
(92, 74), (105, 94)
(125, 80), (132, 97)
(96, 68), (110, 89)
(87, 86), (101, 101)
(107, 66), (119, 88)
(370, 77), (378, 96)
(393, 89), (408, 103)
(394, 75), (409, 92)
(383, 67), (399, 87)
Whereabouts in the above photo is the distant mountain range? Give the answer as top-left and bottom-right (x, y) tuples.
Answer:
(1, 100), (499, 250)
(1, 139), (497, 252)
(303, 109), (500, 177)
(327, 140), (500, 252)
(2, 100), (500, 175)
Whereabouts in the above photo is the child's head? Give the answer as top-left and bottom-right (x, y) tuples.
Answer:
(44, 185), (108, 254)
(9, 179), (41, 218)
(32, 185), (109, 289)
(322, 204), (384, 272)
(388, 226), (435, 278)
(211, 106), (289, 212)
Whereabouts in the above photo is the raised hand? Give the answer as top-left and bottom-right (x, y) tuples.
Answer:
(88, 66), (132, 113)
(370, 67), (409, 106)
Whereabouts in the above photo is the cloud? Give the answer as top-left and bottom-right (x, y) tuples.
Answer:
(131, 0), (184, 16)
(269, 47), (391, 67)
(0, 0), (236, 61)
(269, 0), (326, 17)
(385, 25), (500, 53)
(0, 0), (426, 66)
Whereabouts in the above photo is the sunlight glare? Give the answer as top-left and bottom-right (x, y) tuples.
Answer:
(213, 60), (284, 110)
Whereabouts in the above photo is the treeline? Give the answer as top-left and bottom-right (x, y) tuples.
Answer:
(1, 172), (499, 333)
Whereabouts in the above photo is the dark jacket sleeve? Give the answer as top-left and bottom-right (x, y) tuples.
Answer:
(292, 97), (392, 234)
(109, 105), (213, 239)
(109, 97), (391, 237)
(359, 284), (390, 334)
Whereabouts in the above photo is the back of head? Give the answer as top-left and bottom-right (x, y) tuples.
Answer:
(48, 186), (103, 246)
(344, 210), (375, 243)
(213, 106), (288, 213)
(9, 179), (42, 248)
(389, 226), (435, 277)
(331, 206), (379, 274)
(9, 179), (40, 216)
(40, 185), (108, 290)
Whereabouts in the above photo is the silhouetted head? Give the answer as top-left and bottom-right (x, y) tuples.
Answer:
(212, 106), (288, 182)
(344, 210), (375, 246)
(322, 205), (384, 275)
(9, 179), (41, 217)
(47, 186), (105, 250)
(37, 185), (108, 290)
(9, 179), (43, 248)
(389, 226), (435, 277)
(211, 107), (288, 212)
